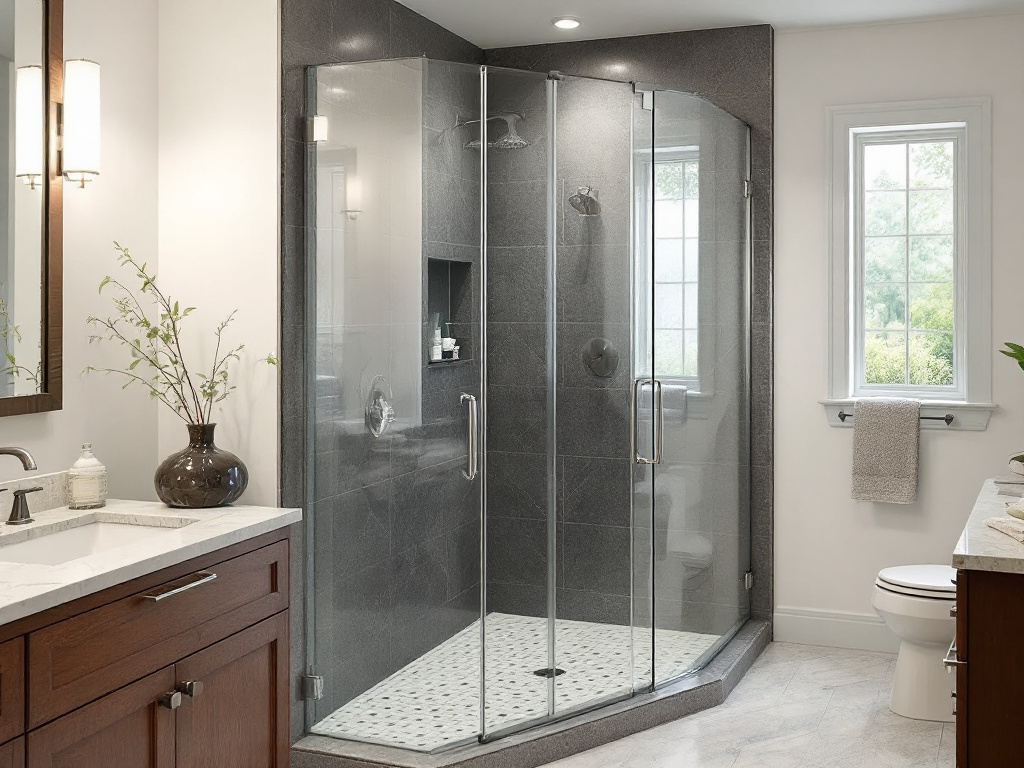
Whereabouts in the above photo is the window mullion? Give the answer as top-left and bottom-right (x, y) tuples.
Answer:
(904, 145), (911, 386)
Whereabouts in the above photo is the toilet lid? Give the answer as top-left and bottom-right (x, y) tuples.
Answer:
(877, 565), (956, 599)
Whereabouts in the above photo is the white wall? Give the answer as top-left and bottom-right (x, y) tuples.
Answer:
(0, 0), (280, 508)
(156, 0), (280, 506)
(774, 14), (1024, 650)
(0, 0), (159, 500)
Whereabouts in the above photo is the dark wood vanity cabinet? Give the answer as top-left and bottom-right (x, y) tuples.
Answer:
(0, 738), (24, 768)
(953, 568), (1024, 767)
(0, 530), (290, 768)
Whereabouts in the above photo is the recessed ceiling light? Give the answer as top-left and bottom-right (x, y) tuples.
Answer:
(552, 16), (581, 30)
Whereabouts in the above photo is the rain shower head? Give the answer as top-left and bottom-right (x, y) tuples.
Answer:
(568, 186), (601, 217)
(455, 113), (529, 150)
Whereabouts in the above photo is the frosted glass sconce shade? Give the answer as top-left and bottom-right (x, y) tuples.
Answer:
(62, 59), (101, 187)
(15, 66), (44, 190)
(312, 115), (329, 142)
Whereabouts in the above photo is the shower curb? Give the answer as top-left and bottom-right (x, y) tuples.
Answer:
(291, 619), (770, 768)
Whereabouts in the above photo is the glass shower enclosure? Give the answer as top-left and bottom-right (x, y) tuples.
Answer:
(304, 57), (751, 754)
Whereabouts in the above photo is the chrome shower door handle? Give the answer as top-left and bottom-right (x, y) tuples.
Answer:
(461, 393), (478, 481)
(632, 379), (665, 466)
(652, 379), (664, 465)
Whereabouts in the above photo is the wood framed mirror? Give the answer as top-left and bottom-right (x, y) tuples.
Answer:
(0, 0), (63, 416)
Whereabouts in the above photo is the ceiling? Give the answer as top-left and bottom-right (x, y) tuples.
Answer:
(397, 0), (1024, 48)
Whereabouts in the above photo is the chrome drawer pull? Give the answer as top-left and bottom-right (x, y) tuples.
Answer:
(159, 691), (182, 710)
(143, 572), (217, 602)
(943, 639), (966, 670)
(177, 680), (204, 698)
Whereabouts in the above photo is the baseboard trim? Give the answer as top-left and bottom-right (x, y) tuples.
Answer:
(773, 607), (900, 653)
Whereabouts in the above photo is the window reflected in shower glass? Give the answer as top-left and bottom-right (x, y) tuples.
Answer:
(652, 156), (699, 380)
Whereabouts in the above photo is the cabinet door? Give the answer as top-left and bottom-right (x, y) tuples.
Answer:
(0, 738), (24, 768)
(175, 611), (289, 768)
(27, 667), (175, 768)
(955, 570), (967, 767)
(0, 638), (24, 744)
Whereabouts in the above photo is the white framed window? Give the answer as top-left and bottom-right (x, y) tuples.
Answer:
(652, 151), (700, 381)
(823, 98), (995, 430)
(635, 146), (704, 391)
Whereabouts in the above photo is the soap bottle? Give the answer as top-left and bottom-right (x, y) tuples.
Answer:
(68, 443), (108, 509)
(430, 324), (443, 362)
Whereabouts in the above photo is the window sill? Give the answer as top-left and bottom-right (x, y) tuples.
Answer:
(819, 399), (996, 431)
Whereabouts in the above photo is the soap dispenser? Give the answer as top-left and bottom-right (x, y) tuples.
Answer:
(68, 443), (108, 509)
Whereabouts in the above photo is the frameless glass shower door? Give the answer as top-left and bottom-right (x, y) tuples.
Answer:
(481, 66), (639, 741)
(632, 88), (752, 688)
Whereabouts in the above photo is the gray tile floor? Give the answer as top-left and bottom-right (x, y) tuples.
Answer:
(538, 642), (955, 768)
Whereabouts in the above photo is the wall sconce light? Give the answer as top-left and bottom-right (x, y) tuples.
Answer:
(343, 172), (362, 220)
(14, 65), (44, 190)
(311, 115), (329, 143)
(62, 59), (101, 188)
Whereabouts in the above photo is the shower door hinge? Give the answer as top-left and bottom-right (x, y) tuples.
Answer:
(744, 571), (754, 590)
(743, 180), (753, 199)
(302, 669), (325, 701)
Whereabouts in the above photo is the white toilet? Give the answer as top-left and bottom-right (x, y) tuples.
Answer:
(872, 564), (956, 722)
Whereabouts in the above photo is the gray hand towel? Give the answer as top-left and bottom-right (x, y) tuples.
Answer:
(851, 398), (920, 504)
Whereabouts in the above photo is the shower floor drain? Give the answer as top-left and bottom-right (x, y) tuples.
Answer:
(532, 667), (566, 678)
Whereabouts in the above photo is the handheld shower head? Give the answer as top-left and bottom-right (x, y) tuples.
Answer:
(568, 186), (601, 217)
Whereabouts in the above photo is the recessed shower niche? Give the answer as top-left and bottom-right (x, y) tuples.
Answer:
(426, 257), (474, 364)
(305, 55), (755, 759)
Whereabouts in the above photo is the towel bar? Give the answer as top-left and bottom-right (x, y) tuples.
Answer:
(837, 410), (954, 425)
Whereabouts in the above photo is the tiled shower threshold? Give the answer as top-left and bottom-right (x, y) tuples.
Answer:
(291, 619), (770, 768)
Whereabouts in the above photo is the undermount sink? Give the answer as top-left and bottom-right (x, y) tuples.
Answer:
(0, 512), (199, 566)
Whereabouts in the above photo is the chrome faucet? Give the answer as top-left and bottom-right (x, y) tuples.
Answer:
(0, 447), (37, 471)
(0, 448), (40, 525)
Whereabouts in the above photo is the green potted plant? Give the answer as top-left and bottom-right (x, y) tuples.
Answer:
(86, 243), (275, 507)
(1000, 342), (1024, 473)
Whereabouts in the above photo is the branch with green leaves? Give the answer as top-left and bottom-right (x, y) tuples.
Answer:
(1000, 342), (1024, 374)
(86, 242), (275, 424)
(0, 294), (41, 393)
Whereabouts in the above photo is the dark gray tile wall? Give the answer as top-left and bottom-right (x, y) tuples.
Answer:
(281, 0), (484, 739)
(485, 24), (774, 626)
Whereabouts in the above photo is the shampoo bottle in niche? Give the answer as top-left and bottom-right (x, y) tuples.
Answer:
(68, 443), (108, 509)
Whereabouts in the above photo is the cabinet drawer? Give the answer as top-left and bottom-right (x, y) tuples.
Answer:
(0, 638), (24, 745)
(27, 540), (288, 728)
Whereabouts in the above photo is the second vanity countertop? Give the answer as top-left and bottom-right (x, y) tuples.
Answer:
(0, 499), (301, 627)
(953, 479), (1024, 574)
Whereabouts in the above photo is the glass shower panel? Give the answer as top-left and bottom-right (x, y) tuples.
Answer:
(306, 57), (486, 753)
(551, 73), (639, 716)
(647, 90), (751, 687)
(631, 88), (656, 694)
(480, 65), (556, 739)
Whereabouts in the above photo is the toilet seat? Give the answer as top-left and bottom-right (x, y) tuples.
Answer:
(876, 565), (956, 600)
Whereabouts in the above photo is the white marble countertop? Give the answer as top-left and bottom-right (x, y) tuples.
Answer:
(0, 499), (300, 627)
(953, 479), (1024, 574)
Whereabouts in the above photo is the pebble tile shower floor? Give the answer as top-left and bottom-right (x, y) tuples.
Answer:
(311, 612), (719, 752)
